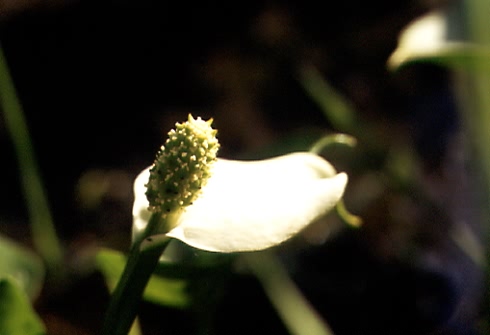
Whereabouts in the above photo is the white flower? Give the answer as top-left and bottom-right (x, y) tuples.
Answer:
(133, 152), (348, 253)
(387, 9), (490, 71)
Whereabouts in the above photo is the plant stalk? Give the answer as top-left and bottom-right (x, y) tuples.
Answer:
(102, 213), (170, 335)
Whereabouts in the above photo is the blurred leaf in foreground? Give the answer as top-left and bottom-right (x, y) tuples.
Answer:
(95, 248), (191, 308)
(0, 276), (46, 335)
(0, 235), (45, 300)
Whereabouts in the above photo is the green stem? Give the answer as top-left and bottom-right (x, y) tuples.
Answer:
(102, 214), (170, 335)
(245, 251), (335, 335)
(309, 133), (357, 155)
(455, 0), (490, 330)
(335, 199), (362, 228)
(299, 66), (357, 134)
(0, 45), (63, 272)
(309, 134), (361, 228)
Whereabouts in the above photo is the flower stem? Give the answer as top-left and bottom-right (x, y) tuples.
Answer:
(335, 199), (362, 228)
(309, 134), (362, 228)
(309, 133), (357, 155)
(102, 214), (170, 335)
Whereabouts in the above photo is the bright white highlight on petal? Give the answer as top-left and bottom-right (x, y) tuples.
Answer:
(133, 153), (348, 253)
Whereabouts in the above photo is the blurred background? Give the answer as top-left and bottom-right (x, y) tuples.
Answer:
(0, 0), (485, 334)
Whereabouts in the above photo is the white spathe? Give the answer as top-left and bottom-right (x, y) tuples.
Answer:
(133, 152), (348, 253)
(387, 9), (490, 71)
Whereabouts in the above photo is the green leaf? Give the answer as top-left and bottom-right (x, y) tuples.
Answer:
(0, 276), (46, 335)
(95, 248), (191, 308)
(0, 235), (45, 300)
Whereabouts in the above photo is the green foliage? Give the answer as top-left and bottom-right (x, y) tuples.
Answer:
(0, 277), (46, 335)
(0, 235), (44, 300)
(2, 1), (489, 334)
(95, 248), (191, 308)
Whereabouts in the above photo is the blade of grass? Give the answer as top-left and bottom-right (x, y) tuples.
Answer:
(299, 66), (357, 134)
(0, 45), (63, 272)
(245, 251), (335, 335)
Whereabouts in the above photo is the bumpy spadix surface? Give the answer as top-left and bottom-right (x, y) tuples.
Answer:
(133, 152), (348, 253)
(146, 115), (219, 217)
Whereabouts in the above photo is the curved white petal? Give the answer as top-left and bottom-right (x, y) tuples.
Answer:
(132, 168), (153, 241)
(133, 152), (348, 252)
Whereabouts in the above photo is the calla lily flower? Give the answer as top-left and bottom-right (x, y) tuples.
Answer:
(133, 152), (348, 253)
(387, 9), (490, 72)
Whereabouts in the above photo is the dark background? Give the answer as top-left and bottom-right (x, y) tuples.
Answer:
(0, 1), (483, 334)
